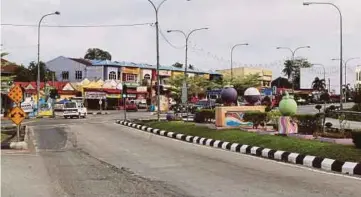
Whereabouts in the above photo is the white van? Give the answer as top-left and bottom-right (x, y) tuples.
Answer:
(63, 102), (87, 119)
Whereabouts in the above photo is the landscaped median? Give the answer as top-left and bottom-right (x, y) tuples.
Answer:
(115, 120), (361, 176)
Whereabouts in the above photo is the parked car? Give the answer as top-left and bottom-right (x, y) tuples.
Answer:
(137, 101), (147, 109)
(126, 101), (138, 111)
(63, 101), (87, 119)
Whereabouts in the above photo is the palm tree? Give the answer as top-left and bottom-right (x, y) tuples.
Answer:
(312, 77), (326, 91)
(282, 60), (294, 80)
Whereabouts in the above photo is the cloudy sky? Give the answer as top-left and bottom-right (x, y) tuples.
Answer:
(1, 0), (360, 92)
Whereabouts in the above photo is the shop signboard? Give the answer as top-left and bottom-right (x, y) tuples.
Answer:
(136, 86), (147, 92)
(106, 94), (121, 99)
(122, 67), (140, 74)
(159, 70), (172, 76)
(85, 92), (106, 99)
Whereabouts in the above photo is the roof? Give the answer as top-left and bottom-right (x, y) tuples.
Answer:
(14, 81), (69, 90)
(88, 59), (219, 75)
(1, 59), (19, 74)
(69, 58), (92, 66)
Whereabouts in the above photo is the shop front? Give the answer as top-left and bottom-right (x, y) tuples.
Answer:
(84, 89), (107, 110)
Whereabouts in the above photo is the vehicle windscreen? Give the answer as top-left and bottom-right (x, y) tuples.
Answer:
(64, 102), (77, 108)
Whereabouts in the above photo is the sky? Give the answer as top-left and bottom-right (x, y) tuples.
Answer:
(1, 0), (361, 93)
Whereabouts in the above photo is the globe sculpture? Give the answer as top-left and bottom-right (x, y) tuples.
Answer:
(244, 87), (261, 105)
(278, 92), (298, 116)
(221, 87), (238, 105)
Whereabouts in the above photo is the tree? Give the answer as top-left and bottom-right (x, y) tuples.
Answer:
(1, 52), (9, 58)
(172, 62), (183, 68)
(27, 61), (54, 82)
(282, 60), (294, 80)
(84, 48), (112, 60)
(311, 77), (326, 91)
(13, 65), (34, 82)
(223, 74), (261, 96)
(282, 59), (312, 89)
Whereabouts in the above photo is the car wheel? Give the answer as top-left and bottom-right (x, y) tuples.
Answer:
(64, 116), (68, 119)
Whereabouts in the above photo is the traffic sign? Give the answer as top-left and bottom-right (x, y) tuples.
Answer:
(9, 106), (25, 125)
(8, 85), (23, 104)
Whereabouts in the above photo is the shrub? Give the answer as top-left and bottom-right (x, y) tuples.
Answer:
(325, 122), (333, 128)
(315, 104), (322, 112)
(292, 114), (322, 135)
(351, 104), (361, 112)
(243, 111), (267, 129)
(193, 109), (215, 123)
(351, 131), (361, 149)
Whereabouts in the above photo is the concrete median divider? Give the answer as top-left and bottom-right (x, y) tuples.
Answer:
(115, 120), (361, 177)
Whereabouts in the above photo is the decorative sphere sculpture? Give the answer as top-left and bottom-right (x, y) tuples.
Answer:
(279, 92), (298, 116)
(221, 87), (238, 104)
(244, 87), (261, 105)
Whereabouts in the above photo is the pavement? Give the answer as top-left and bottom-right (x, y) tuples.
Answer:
(2, 111), (360, 197)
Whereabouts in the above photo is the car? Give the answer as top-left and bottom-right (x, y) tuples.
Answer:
(137, 101), (147, 109)
(63, 101), (87, 119)
(126, 101), (138, 111)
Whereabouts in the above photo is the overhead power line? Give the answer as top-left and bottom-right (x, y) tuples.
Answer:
(0, 22), (153, 28)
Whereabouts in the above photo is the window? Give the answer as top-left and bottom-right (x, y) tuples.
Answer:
(75, 71), (82, 80)
(109, 71), (116, 80)
(144, 74), (151, 80)
(62, 71), (69, 80)
(126, 74), (137, 82)
(117, 71), (121, 80)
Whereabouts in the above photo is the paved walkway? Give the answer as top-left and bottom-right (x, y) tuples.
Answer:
(325, 118), (361, 130)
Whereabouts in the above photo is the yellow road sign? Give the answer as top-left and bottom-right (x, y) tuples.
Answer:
(10, 106), (26, 125)
(8, 85), (23, 104)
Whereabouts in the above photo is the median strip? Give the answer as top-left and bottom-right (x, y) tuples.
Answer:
(115, 120), (361, 176)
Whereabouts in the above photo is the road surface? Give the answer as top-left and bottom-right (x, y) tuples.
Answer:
(2, 111), (360, 197)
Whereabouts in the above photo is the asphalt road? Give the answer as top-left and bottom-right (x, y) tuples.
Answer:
(2, 111), (360, 197)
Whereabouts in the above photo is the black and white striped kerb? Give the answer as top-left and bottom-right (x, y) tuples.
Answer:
(115, 120), (361, 176)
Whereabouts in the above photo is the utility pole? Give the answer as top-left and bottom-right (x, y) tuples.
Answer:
(230, 43), (249, 81)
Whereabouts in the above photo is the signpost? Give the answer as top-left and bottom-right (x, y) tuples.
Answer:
(8, 85), (24, 142)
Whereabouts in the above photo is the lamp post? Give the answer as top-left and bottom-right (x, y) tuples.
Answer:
(147, 0), (168, 121)
(303, 2), (343, 109)
(332, 57), (360, 85)
(167, 27), (208, 120)
(37, 11), (60, 116)
(276, 46), (311, 90)
(230, 43), (249, 81)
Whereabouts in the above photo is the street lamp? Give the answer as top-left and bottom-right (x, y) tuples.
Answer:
(331, 57), (360, 85)
(230, 43), (249, 81)
(167, 27), (208, 120)
(303, 2), (343, 109)
(37, 11), (60, 116)
(147, 0), (191, 121)
(276, 46), (311, 90)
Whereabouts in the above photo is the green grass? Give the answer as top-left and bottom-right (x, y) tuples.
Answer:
(144, 121), (361, 163)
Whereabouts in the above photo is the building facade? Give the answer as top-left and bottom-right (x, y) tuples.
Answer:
(216, 67), (272, 87)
